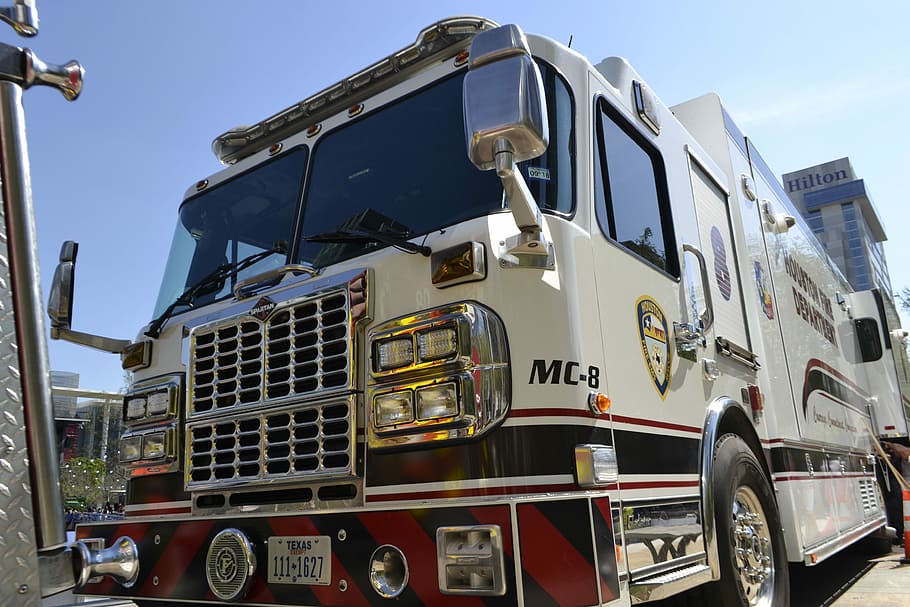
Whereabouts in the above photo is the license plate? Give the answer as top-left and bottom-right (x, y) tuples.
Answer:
(267, 536), (331, 585)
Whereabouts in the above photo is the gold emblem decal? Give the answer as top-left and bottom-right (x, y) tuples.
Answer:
(636, 296), (672, 399)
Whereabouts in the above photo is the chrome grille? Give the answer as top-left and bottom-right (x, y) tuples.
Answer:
(191, 290), (351, 416)
(188, 399), (353, 488)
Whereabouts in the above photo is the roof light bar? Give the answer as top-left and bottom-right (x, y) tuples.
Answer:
(212, 16), (498, 165)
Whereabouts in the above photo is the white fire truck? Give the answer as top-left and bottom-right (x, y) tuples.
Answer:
(44, 15), (909, 607)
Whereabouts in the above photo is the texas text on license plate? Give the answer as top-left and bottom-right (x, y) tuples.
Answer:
(267, 536), (331, 585)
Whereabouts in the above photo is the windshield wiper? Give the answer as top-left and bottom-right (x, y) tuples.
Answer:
(304, 228), (431, 257)
(145, 242), (287, 338)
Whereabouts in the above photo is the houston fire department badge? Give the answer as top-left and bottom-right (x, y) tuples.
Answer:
(636, 296), (671, 399)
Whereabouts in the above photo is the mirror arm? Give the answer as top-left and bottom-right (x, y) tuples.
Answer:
(494, 138), (553, 269)
(50, 326), (130, 354)
(494, 138), (542, 231)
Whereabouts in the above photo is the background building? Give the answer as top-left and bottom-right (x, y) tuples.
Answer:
(51, 370), (79, 416)
(51, 370), (83, 461)
(782, 157), (890, 294)
(51, 371), (123, 461)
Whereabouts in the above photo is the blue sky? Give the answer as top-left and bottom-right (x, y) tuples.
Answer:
(16, 1), (910, 391)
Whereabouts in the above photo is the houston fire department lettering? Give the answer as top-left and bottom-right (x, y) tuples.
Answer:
(636, 296), (671, 399)
(783, 252), (837, 347)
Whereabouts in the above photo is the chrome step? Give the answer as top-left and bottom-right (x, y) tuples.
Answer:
(629, 563), (712, 603)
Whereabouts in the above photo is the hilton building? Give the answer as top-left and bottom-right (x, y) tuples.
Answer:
(782, 157), (890, 294)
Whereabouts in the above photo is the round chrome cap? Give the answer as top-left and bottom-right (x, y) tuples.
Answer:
(369, 544), (409, 598)
(206, 528), (256, 601)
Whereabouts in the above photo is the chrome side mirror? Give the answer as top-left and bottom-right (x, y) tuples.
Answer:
(463, 24), (548, 170)
(463, 24), (552, 269)
(47, 240), (131, 354)
(47, 240), (77, 331)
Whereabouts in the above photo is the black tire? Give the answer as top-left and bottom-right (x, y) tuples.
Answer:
(703, 434), (790, 607)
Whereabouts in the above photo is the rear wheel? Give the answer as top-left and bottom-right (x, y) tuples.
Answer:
(706, 434), (789, 606)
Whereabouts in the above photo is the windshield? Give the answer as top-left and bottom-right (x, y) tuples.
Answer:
(152, 148), (307, 318)
(295, 72), (500, 267)
(295, 65), (573, 267)
(153, 62), (573, 319)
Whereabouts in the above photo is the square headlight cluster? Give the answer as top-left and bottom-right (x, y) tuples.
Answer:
(374, 325), (458, 372)
(367, 303), (511, 449)
(120, 377), (181, 473)
(119, 428), (173, 463)
(374, 382), (459, 427)
(123, 380), (178, 424)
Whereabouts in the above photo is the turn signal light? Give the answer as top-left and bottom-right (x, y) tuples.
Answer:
(431, 242), (485, 287)
(588, 392), (611, 414)
(121, 341), (151, 371)
(575, 444), (618, 486)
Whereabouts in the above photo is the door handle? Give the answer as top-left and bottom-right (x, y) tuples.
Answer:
(682, 242), (714, 333)
(673, 321), (705, 354)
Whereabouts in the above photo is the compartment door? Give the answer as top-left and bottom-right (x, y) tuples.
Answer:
(688, 156), (753, 366)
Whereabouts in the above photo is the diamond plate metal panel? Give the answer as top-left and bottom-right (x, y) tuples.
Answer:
(0, 195), (41, 605)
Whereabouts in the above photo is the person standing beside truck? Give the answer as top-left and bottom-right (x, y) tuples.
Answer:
(881, 440), (910, 544)
(883, 441), (910, 472)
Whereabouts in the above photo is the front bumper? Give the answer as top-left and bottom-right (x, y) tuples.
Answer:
(77, 496), (620, 606)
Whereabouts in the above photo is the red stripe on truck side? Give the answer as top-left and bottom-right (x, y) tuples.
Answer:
(517, 503), (598, 607)
(141, 520), (215, 597)
(358, 510), (487, 607)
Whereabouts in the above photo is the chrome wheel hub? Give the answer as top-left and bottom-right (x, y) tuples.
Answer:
(732, 486), (774, 606)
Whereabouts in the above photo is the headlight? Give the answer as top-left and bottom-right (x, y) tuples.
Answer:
(417, 327), (457, 361)
(146, 391), (170, 416)
(375, 338), (414, 371)
(120, 435), (142, 462)
(123, 377), (180, 425)
(374, 391), (414, 427)
(121, 428), (175, 465)
(416, 383), (458, 420)
(124, 396), (146, 420)
(142, 432), (167, 460)
(368, 302), (509, 449)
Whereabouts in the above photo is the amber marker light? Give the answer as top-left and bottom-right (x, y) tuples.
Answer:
(268, 143), (283, 156)
(306, 123), (322, 137)
(454, 50), (470, 67)
(121, 341), (151, 371)
(430, 242), (485, 288)
(348, 103), (364, 117)
(195, 179), (208, 192)
(588, 392), (611, 414)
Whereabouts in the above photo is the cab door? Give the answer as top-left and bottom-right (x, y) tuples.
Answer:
(589, 91), (707, 576)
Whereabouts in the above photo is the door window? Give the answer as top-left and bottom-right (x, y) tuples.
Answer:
(594, 98), (678, 277)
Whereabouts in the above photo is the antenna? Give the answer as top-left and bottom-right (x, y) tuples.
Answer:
(567, 34), (573, 48)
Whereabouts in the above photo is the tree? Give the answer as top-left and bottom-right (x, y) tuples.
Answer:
(898, 288), (910, 313)
(629, 226), (666, 268)
(60, 456), (106, 506)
